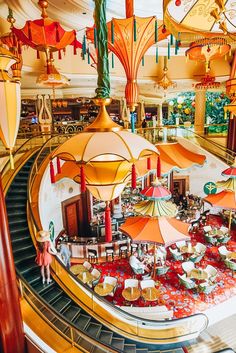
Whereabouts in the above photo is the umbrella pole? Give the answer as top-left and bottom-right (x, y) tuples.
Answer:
(152, 243), (157, 281)
(229, 209), (233, 232)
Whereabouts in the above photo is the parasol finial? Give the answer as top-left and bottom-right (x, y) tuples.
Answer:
(7, 8), (16, 27)
(151, 177), (162, 187)
(38, 0), (49, 19)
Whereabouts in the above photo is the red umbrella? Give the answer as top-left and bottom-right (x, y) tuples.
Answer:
(140, 179), (171, 201)
(12, 1), (81, 56)
(222, 164), (236, 178)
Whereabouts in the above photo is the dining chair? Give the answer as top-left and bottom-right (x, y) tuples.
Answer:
(103, 276), (118, 296)
(182, 261), (195, 276)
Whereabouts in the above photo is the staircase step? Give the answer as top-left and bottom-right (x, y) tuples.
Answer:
(7, 194), (27, 201)
(99, 330), (113, 346)
(51, 318), (70, 334)
(22, 267), (41, 284)
(92, 347), (110, 353)
(73, 313), (91, 331)
(124, 344), (137, 353)
(77, 337), (93, 352)
(12, 239), (33, 252)
(41, 286), (63, 304)
(8, 188), (27, 195)
(30, 279), (54, 295)
(11, 234), (31, 244)
(62, 305), (81, 322)
(14, 250), (36, 264)
(7, 209), (26, 217)
(9, 218), (28, 227)
(51, 296), (71, 313)
(111, 337), (125, 351)
(18, 262), (38, 275)
(136, 349), (149, 353)
(85, 322), (102, 338)
(6, 202), (26, 210)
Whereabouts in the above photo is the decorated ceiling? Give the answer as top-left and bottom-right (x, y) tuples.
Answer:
(0, 0), (234, 100)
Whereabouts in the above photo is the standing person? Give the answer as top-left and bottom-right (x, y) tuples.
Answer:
(30, 112), (38, 124)
(141, 118), (147, 129)
(35, 230), (57, 284)
(59, 243), (71, 269)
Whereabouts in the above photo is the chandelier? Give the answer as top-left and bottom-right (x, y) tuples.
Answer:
(156, 56), (176, 96)
(210, 0), (236, 40)
(37, 58), (70, 99)
(195, 74), (220, 90)
(186, 37), (231, 73)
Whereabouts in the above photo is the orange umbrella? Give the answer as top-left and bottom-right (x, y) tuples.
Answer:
(119, 216), (190, 247)
(204, 190), (236, 230)
(204, 190), (236, 210)
(135, 142), (206, 176)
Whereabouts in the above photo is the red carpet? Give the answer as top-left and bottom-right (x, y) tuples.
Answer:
(78, 215), (236, 319)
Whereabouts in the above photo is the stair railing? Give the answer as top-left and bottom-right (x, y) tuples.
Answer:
(18, 276), (122, 353)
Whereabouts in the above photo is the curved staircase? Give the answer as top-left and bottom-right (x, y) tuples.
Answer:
(5, 154), (190, 353)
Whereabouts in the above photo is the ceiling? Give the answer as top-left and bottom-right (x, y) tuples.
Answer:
(0, 1), (233, 102)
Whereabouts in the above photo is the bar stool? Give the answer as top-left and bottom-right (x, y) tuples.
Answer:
(87, 249), (98, 263)
(130, 243), (138, 254)
(105, 246), (114, 262)
(119, 244), (128, 258)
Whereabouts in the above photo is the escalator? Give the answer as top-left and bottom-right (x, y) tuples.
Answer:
(6, 156), (185, 353)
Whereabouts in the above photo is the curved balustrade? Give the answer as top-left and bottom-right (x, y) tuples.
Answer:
(23, 136), (209, 344)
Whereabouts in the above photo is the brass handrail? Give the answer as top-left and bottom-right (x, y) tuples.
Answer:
(18, 277), (121, 353)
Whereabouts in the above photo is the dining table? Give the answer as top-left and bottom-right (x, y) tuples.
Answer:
(70, 264), (88, 275)
(94, 283), (114, 296)
(77, 271), (93, 284)
(189, 268), (208, 280)
(141, 287), (160, 302)
(122, 287), (141, 302)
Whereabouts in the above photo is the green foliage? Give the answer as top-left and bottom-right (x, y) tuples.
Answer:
(164, 91), (230, 131)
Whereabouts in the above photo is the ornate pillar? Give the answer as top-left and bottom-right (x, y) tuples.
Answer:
(157, 103), (163, 126)
(226, 52), (236, 152)
(36, 94), (53, 133)
(0, 175), (26, 353)
(194, 88), (206, 134)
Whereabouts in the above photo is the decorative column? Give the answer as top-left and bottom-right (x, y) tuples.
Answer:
(36, 94), (53, 133)
(0, 175), (26, 353)
(157, 103), (163, 126)
(194, 88), (206, 134)
(226, 52), (236, 152)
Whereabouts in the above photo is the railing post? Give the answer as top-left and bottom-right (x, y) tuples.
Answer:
(70, 327), (74, 346)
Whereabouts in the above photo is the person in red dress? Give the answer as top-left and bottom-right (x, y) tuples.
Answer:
(35, 230), (56, 284)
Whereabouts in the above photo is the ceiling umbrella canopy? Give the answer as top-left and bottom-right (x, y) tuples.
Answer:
(37, 58), (70, 98)
(204, 190), (236, 210)
(186, 38), (230, 73)
(84, 183), (127, 202)
(87, 16), (168, 111)
(135, 142), (206, 177)
(222, 163), (236, 178)
(140, 178), (172, 200)
(52, 129), (158, 164)
(0, 46), (21, 168)
(12, 0), (81, 55)
(216, 178), (236, 192)
(119, 216), (190, 247)
(0, 32), (23, 81)
(164, 0), (236, 43)
(134, 199), (177, 217)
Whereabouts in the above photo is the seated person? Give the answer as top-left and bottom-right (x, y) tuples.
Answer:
(129, 251), (150, 274)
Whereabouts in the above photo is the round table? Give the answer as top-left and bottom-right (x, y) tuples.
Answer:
(190, 269), (208, 280)
(70, 264), (87, 275)
(141, 287), (160, 302)
(77, 271), (93, 284)
(227, 252), (236, 260)
(180, 245), (195, 254)
(209, 229), (223, 237)
(122, 287), (141, 302)
(94, 283), (114, 296)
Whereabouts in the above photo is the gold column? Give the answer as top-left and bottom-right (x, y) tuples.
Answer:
(194, 88), (206, 134)
(157, 103), (163, 126)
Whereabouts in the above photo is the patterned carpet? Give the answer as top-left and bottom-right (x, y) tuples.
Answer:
(77, 215), (236, 319)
